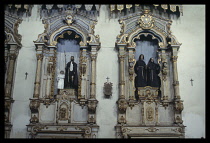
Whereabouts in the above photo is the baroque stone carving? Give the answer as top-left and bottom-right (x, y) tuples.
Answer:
(87, 100), (98, 113)
(118, 115), (126, 124)
(138, 9), (155, 29)
(30, 115), (39, 123)
(175, 101), (184, 112)
(117, 99), (128, 113)
(103, 82), (113, 97)
(146, 107), (154, 121)
(145, 127), (159, 132)
(29, 100), (40, 113)
(65, 15), (74, 26)
(162, 62), (168, 81)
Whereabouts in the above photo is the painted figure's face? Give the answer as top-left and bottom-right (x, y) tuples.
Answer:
(151, 58), (154, 62)
(140, 54), (144, 60)
(60, 71), (64, 74)
(70, 56), (74, 61)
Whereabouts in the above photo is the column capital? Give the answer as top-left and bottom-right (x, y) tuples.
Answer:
(36, 54), (44, 61)
(9, 53), (17, 60)
(171, 56), (178, 62)
(90, 53), (97, 61)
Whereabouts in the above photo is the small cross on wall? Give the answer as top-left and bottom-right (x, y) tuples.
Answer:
(25, 72), (28, 80)
(190, 78), (194, 86)
(106, 77), (110, 82)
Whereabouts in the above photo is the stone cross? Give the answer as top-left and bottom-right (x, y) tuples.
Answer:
(25, 72), (28, 80)
(190, 78), (194, 86)
(106, 77), (110, 82)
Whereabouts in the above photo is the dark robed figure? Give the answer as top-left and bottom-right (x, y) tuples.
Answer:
(64, 56), (78, 89)
(147, 58), (160, 87)
(134, 54), (147, 87)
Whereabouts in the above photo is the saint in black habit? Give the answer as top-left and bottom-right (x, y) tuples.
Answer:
(64, 56), (78, 89)
(134, 54), (147, 87)
(147, 58), (160, 87)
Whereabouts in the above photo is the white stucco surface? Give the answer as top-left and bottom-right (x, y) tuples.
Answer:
(10, 5), (205, 138)
(10, 5), (44, 138)
(171, 5), (205, 138)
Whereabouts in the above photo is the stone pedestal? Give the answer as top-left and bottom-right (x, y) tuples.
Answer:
(137, 86), (159, 126)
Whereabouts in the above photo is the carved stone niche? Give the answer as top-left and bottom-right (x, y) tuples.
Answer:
(29, 99), (40, 113)
(57, 102), (70, 124)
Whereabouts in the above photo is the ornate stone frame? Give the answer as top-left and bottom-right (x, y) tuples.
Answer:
(115, 9), (185, 138)
(4, 11), (22, 138)
(27, 11), (100, 138)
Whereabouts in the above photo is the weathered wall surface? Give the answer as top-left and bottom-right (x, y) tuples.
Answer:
(10, 5), (205, 138)
(171, 5), (205, 138)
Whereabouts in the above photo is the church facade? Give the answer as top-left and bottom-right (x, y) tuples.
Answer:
(4, 4), (205, 138)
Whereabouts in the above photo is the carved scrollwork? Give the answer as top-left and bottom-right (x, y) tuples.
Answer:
(87, 100), (98, 113)
(118, 115), (126, 124)
(145, 127), (159, 132)
(175, 115), (183, 124)
(29, 100), (40, 113)
(121, 127), (132, 133)
(171, 127), (184, 133)
(88, 115), (96, 124)
(31, 124), (45, 135)
(57, 126), (68, 131)
(117, 99), (128, 113)
(175, 101), (184, 112)
(30, 115), (39, 123)
(87, 34), (100, 44)
(75, 126), (92, 135)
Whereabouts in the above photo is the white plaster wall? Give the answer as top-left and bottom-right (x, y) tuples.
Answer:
(171, 5), (205, 138)
(95, 5), (120, 138)
(10, 5), (44, 138)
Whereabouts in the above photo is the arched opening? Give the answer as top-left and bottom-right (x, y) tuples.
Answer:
(134, 34), (159, 64)
(53, 30), (82, 95)
(133, 33), (162, 100)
